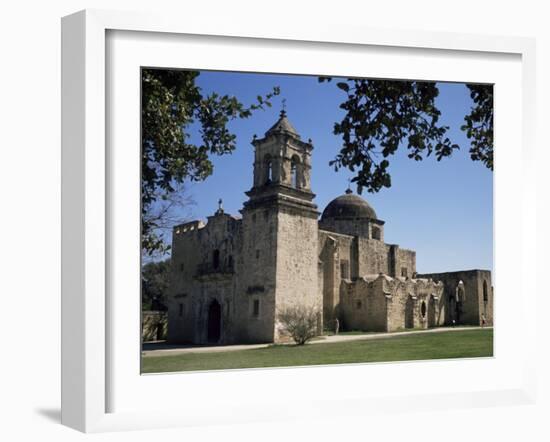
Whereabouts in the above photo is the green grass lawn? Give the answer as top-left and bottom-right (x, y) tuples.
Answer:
(141, 328), (493, 374)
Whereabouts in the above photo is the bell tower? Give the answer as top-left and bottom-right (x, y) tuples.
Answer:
(246, 108), (316, 210)
(238, 109), (322, 343)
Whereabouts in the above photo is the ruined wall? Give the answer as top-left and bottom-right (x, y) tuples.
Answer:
(417, 270), (493, 326)
(340, 275), (444, 333)
(318, 229), (353, 327)
(340, 278), (388, 332)
(318, 232), (337, 328)
(384, 278), (444, 331)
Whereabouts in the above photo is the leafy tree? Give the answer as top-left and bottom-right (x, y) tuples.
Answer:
(462, 84), (494, 170)
(319, 77), (493, 194)
(142, 69), (280, 255)
(141, 259), (171, 311)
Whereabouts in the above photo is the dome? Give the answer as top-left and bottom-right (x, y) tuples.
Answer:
(321, 189), (378, 220)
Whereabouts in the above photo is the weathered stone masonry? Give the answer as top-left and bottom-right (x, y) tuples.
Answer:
(167, 111), (493, 344)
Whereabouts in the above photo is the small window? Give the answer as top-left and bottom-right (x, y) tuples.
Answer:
(265, 155), (273, 183)
(372, 226), (381, 240)
(227, 255), (233, 269)
(483, 280), (489, 303)
(263, 210), (269, 221)
(401, 267), (408, 278)
(356, 300), (362, 310)
(180, 263), (184, 272)
(256, 249), (260, 259)
(421, 301), (427, 317)
(178, 303), (184, 317)
(290, 156), (300, 188)
(252, 299), (260, 317)
(340, 260), (350, 279)
(213, 249), (220, 269)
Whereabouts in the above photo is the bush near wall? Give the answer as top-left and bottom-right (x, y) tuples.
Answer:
(142, 311), (168, 342)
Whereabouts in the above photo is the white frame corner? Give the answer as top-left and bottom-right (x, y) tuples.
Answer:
(61, 9), (537, 433)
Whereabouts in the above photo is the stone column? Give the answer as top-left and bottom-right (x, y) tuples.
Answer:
(385, 294), (393, 332)
(410, 295), (419, 328)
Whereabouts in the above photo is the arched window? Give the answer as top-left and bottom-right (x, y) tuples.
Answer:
(421, 301), (427, 317)
(290, 155), (300, 188)
(453, 281), (465, 324)
(265, 154), (273, 184)
(456, 281), (465, 303)
(483, 280), (488, 303)
(213, 249), (220, 269)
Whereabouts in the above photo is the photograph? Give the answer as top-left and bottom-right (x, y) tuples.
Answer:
(139, 68), (494, 374)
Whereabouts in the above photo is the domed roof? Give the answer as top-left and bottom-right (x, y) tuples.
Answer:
(321, 189), (378, 220)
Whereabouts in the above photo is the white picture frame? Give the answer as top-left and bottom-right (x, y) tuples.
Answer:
(61, 9), (537, 433)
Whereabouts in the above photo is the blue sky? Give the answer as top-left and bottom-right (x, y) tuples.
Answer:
(164, 70), (493, 275)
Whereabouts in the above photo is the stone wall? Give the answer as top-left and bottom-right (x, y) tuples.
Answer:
(396, 248), (416, 279)
(168, 220), (203, 343)
(318, 218), (384, 241)
(417, 270), (493, 326)
(384, 278), (444, 331)
(318, 229), (354, 326)
(340, 278), (387, 331)
(167, 213), (242, 344)
(357, 238), (391, 275)
(340, 275), (444, 332)
(274, 206), (322, 340)
(235, 205), (279, 343)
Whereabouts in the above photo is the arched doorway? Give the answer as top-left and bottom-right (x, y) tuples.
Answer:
(455, 282), (465, 324)
(207, 300), (221, 343)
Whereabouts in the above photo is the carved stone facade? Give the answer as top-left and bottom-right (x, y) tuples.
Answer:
(167, 111), (493, 344)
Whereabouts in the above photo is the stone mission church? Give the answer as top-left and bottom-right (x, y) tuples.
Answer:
(167, 110), (493, 344)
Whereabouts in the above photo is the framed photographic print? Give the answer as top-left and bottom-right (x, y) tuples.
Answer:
(61, 9), (537, 433)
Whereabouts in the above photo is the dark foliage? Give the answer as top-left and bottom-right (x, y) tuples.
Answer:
(141, 259), (171, 311)
(319, 77), (493, 194)
(141, 69), (279, 255)
(461, 84), (494, 170)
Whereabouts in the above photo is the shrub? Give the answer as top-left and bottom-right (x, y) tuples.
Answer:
(277, 305), (320, 345)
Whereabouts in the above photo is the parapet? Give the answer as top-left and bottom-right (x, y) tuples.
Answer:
(173, 220), (205, 236)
